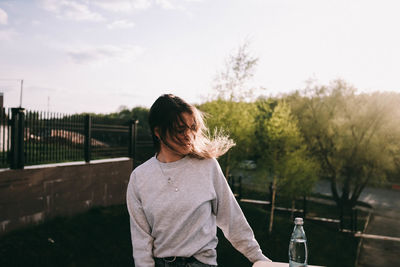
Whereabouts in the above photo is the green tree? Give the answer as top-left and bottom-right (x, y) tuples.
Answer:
(256, 101), (319, 233)
(199, 100), (257, 177)
(91, 106), (150, 136)
(200, 42), (260, 177)
(288, 80), (400, 215)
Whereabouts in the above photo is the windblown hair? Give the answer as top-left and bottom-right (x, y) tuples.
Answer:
(149, 94), (235, 159)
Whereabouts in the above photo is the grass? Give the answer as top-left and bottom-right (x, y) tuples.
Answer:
(218, 203), (359, 267)
(231, 167), (370, 232)
(0, 202), (360, 267)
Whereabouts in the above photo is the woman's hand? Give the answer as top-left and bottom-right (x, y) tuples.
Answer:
(252, 260), (274, 267)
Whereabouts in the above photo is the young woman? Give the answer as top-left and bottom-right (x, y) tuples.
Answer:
(126, 94), (272, 267)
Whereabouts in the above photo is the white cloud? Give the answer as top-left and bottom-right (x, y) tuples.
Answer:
(39, 0), (104, 21)
(91, 0), (201, 12)
(107, 19), (135, 30)
(0, 29), (17, 41)
(155, 0), (176, 10)
(38, 0), (203, 17)
(0, 8), (8, 25)
(154, 0), (204, 11)
(66, 44), (144, 64)
(91, 0), (151, 12)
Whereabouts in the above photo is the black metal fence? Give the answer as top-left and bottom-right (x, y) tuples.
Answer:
(0, 107), (155, 169)
(0, 108), (11, 168)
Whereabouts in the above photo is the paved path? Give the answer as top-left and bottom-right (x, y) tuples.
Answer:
(313, 180), (400, 267)
(314, 180), (400, 210)
(356, 207), (400, 267)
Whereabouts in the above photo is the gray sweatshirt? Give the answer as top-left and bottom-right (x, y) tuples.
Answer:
(126, 156), (270, 266)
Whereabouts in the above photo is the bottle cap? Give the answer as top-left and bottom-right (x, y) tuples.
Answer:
(294, 217), (304, 225)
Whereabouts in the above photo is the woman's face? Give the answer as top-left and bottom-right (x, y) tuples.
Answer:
(159, 112), (197, 156)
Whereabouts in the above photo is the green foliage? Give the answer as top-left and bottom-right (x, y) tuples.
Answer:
(199, 100), (258, 173)
(201, 42), (262, 175)
(256, 100), (319, 199)
(79, 106), (150, 137)
(288, 79), (400, 208)
(253, 98), (275, 162)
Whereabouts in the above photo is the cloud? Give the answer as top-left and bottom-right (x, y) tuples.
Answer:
(0, 29), (17, 41)
(66, 44), (144, 64)
(91, 0), (152, 12)
(38, 0), (204, 18)
(155, 0), (176, 10)
(91, 0), (202, 12)
(0, 8), (8, 25)
(154, 0), (204, 11)
(107, 19), (135, 30)
(39, 0), (104, 21)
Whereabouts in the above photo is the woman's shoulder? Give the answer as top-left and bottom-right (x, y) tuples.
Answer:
(187, 156), (220, 169)
(131, 156), (157, 178)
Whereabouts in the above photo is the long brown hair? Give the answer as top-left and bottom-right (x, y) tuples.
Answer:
(149, 94), (235, 159)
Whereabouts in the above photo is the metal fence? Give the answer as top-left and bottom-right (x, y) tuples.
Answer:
(0, 108), (11, 168)
(135, 133), (155, 166)
(23, 110), (85, 166)
(0, 107), (155, 169)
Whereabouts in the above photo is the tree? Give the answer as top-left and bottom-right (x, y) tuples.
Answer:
(92, 106), (150, 136)
(288, 80), (400, 217)
(256, 101), (319, 233)
(199, 100), (257, 177)
(212, 42), (259, 102)
(200, 42), (260, 177)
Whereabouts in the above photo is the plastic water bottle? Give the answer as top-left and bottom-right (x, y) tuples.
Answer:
(289, 217), (308, 267)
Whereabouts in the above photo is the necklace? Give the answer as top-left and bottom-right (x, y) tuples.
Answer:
(156, 158), (179, 192)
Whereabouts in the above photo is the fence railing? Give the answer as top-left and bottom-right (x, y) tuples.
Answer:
(0, 108), (11, 167)
(0, 107), (155, 169)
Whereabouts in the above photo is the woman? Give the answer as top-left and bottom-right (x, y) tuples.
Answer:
(126, 94), (272, 267)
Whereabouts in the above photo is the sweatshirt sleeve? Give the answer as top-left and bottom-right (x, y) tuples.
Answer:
(212, 160), (271, 263)
(126, 172), (155, 267)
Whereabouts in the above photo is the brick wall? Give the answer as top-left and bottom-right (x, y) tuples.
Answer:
(0, 158), (133, 236)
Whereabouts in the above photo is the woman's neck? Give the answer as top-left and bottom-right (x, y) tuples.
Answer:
(156, 149), (184, 163)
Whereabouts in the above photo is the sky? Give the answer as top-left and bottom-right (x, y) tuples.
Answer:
(0, 0), (400, 114)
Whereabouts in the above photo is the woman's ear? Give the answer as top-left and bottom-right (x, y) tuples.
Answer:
(154, 127), (160, 140)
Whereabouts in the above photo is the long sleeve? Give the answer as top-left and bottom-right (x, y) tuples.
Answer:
(126, 172), (155, 267)
(212, 161), (271, 263)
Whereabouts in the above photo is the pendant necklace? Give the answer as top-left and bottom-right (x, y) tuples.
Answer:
(157, 159), (179, 192)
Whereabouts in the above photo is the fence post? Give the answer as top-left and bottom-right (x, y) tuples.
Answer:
(354, 208), (358, 232)
(350, 207), (354, 233)
(303, 196), (307, 218)
(129, 119), (139, 170)
(10, 108), (25, 169)
(339, 206), (344, 231)
(128, 120), (133, 157)
(84, 114), (91, 163)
